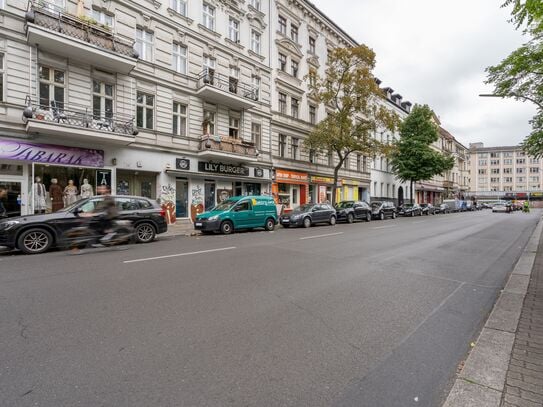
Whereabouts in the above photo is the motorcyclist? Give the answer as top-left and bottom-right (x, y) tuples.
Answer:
(95, 195), (119, 240)
(523, 200), (530, 213)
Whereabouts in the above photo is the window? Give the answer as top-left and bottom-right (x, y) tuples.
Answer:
(309, 149), (316, 163)
(309, 105), (316, 124)
(343, 156), (349, 169)
(170, 0), (187, 15)
(504, 177), (513, 183)
(251, 75), (260, 101)
(203, 56), (216, 83)
(490, 177), (500, 183)
(251, 30), (261, 54)
(328, 151), (333, 166)
(504, 159), (513, 165)
(136, 28), (153, 61)
(517, 176), (525, 183)
(279, 53), (287, 71)
(136, 91), (154, 129)
(91, 8), (114, 27)
(39, 66), (64, 109)
(490, 159), (499, 165)
(491, 168), (500, 174)
(229, 18), (239, 42)
(356, 154), (362, 172)
(478, 160), (487, 166)
(516, 167), (525, 174)
(531, 176), (540, 183)
(531, 158), (540, 164)
(279, 134), (286, 158)
(290, 24), (298, 42)
(250, 0), (261, 10)
(42, 0), (64, 12)
(291, 60), (299, 77)
(291, 97), (299, 118)
(92, 80), (113, 120)
(202, 3), (215, 30)
(308, 68), (317, 87)
(172, 43), (187, 74)
(229, 66), (239, 93)
(278, 92), (287, 114)
(278, 16), (287, 35)
(202, 110), (215, 135)
(172, 102), (187, 137)
(291, 137), (299, 159)
(309, 36), (316, 54)
(517, 151), (526, 156)
(531, 167), (539, 173)
(503, 152), (513, 157)
(229, 115), (240, 138)
(251, 123), (261, 149)
(490, 152), (500, 158)
(517, 158), (526, 164)
(0, 53), (4, 102)
(503, 168), (512, 174)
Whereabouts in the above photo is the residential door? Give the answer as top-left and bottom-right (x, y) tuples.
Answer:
(0, 180), (22, 217)
(176, 180), (188, 218)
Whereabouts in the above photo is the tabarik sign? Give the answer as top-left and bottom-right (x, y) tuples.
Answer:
(198, 161), (249, 176)
(0, 139), (104, 167)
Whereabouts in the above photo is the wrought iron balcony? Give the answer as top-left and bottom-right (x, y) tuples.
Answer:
(25, 1), (137, 73)
(199, 135), (260, 161)
(196, 70), (258, 109)
(23, 97), (138, 145)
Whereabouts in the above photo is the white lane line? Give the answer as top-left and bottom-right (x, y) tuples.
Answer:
(413, 221), (426, 224)
(299, 232), (344, 240)
(123, 246), (237, 264)
(372, 225), (397, 230)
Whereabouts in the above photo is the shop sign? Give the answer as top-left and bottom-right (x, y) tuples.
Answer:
(176, 158), (190, 171)
(96, 170), (112, 195)
(531, 192), (543, 197)
(310, 175), (334, 184)
(276, 169), (308, 182)
(198, 161), (249, 176)
(254, 168), (264, 178)
(342, 179), (360, 186)
(0, 139), (104, 167)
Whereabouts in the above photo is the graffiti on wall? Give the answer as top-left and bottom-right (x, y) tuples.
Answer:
(190, 184), (204, 222)
(160, 184), (176, 224)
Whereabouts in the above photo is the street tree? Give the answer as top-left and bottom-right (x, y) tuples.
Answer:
(389, 104), (455, 204)
(304, 45), (399, 205)
(486, 0), (543, 156)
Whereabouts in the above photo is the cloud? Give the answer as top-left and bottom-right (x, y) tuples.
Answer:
(310, 0), (537, 147)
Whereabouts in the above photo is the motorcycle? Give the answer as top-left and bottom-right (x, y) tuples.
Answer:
(60, 215), (135, 251)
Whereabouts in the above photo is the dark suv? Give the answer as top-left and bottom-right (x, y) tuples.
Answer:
(0, 195), (168, 254)
(370, 201), (397, 220)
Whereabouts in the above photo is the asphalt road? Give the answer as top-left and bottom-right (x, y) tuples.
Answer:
(0, 209), (539, 407)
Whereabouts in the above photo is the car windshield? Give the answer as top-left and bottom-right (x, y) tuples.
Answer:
(213, 200), (237, 211)
(58, 198), (91, 212)
(336, 202), (354, 209)
(420, 204), (428, 208)
(292, 204), (315, 213)
(371, 202), (382, 209)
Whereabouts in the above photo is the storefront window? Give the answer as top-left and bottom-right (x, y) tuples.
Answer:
(116, 170), (157, 199)
(244, 183), (261, 196)
(0, 181), (21, 217)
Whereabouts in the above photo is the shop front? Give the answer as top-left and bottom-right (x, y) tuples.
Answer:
(272, 169), (309, 211)
(309, 175), (334, 204)
(416, 182), (445, 204)
(338, 179), (360, 202)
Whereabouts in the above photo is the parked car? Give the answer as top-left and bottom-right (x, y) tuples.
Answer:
(280, 203), (336, 228)
(492, 202), (510, 213)
(335, 200), (372, 223)
(370, 201), (397, 220)
(435, 203), (451, 214)
(194, 195), (278, 235)
(420, 203), (436, 215)
(398, 203), (423, 217)
(0, 195), (167, 254)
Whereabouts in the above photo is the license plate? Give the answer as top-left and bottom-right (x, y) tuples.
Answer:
(195, 222), (202, 227)
(282, 219), (289, 223)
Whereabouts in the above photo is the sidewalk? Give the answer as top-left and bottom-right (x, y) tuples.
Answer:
(443, 217), (543, 407)
(161, 219), (200, 238)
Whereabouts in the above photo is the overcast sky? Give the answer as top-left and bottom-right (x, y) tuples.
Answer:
(310, 0), (537, 148)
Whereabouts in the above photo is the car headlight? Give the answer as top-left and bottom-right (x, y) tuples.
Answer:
(208, 215), (219, 221)
(291, 214), (302, 220)
(0, 220), (20, 231)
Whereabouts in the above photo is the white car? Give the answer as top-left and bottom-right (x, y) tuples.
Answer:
(492, 203), (508, 213)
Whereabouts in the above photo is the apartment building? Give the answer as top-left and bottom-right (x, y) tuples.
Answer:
(0, 0), (273, 221)
(469, 142), (542, 199)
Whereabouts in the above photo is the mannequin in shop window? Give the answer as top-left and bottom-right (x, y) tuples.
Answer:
(80, 178), (93, 199)
(49, 178), (64, 212)
(63, 179), (78, 206)
(33, 176), (47, 214)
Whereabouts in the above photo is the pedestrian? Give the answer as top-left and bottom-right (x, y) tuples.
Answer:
(523, 200), (530, 213)
(0, 187), (7, 218)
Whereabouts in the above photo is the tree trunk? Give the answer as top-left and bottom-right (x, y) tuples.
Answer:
(410, 179), (414, 204)
(332, 164), (341, 206)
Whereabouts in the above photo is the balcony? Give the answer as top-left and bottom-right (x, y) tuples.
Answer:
(196, 70), (258, 109)
(443, 180), (456, 189)
(199, 135), (260, 162)
(25, 1), (137, 74)
(23, 97), (138, 145)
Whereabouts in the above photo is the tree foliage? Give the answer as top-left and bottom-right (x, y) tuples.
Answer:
(304, 45), (399, 205)
(486, 0), (543, 157)
(389, 105), (455, 203)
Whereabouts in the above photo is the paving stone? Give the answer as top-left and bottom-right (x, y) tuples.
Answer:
(502, 393), (542, 407)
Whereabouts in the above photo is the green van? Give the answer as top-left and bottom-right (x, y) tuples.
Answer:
(194, 195), (278, 234)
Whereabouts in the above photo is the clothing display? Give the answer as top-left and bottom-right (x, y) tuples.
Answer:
(63, 181), (78, 206)
(49, 179), (64, 212)
(33, 178), (47, 213)
(80, 179), (93, 199)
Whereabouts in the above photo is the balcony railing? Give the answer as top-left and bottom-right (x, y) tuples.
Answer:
(23, 96), (138, 136)
(200, 135), (259, 157)
(26, 0), (137, 59)
(197, 70), (258, 102)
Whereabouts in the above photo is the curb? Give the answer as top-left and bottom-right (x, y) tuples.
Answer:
(442, 216), (543, 407)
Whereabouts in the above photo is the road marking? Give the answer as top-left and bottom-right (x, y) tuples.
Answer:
(123, 246), (237, 264)
(299, 232), (344, 240)
(413, 221), (426, 224)
(372, 225), (397, 230)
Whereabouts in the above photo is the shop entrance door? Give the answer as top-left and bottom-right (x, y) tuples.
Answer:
(176, 180), (188, 218)
(204, 182), (216, 211)
(0, 181), (22, 217)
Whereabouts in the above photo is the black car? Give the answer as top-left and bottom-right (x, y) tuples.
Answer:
(280, 203), (336, 228)
(370, 201), (397, 220)
(435, 203), (451, 214)
(398, 203), (423, 217)
(335, 200), (372, 223)
(420, 203), (436, 215)
(0, 195), (168, 254)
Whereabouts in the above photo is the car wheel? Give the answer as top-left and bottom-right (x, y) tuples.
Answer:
(135, 223), (156, 243)
(411, 211), (415, 217)
(265, 218), (275, 231)
(379, 212), (385, 221)
(303, 217), (311, 228)
(366, 212), (372, 222)
(220, 220), (234, 235)
(419, 211), (423, 216)
(392, 212), (397, 219)
(17, 228), (53, 254)
(347, 213), (354, 224)
(329, 215), (336, 226)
